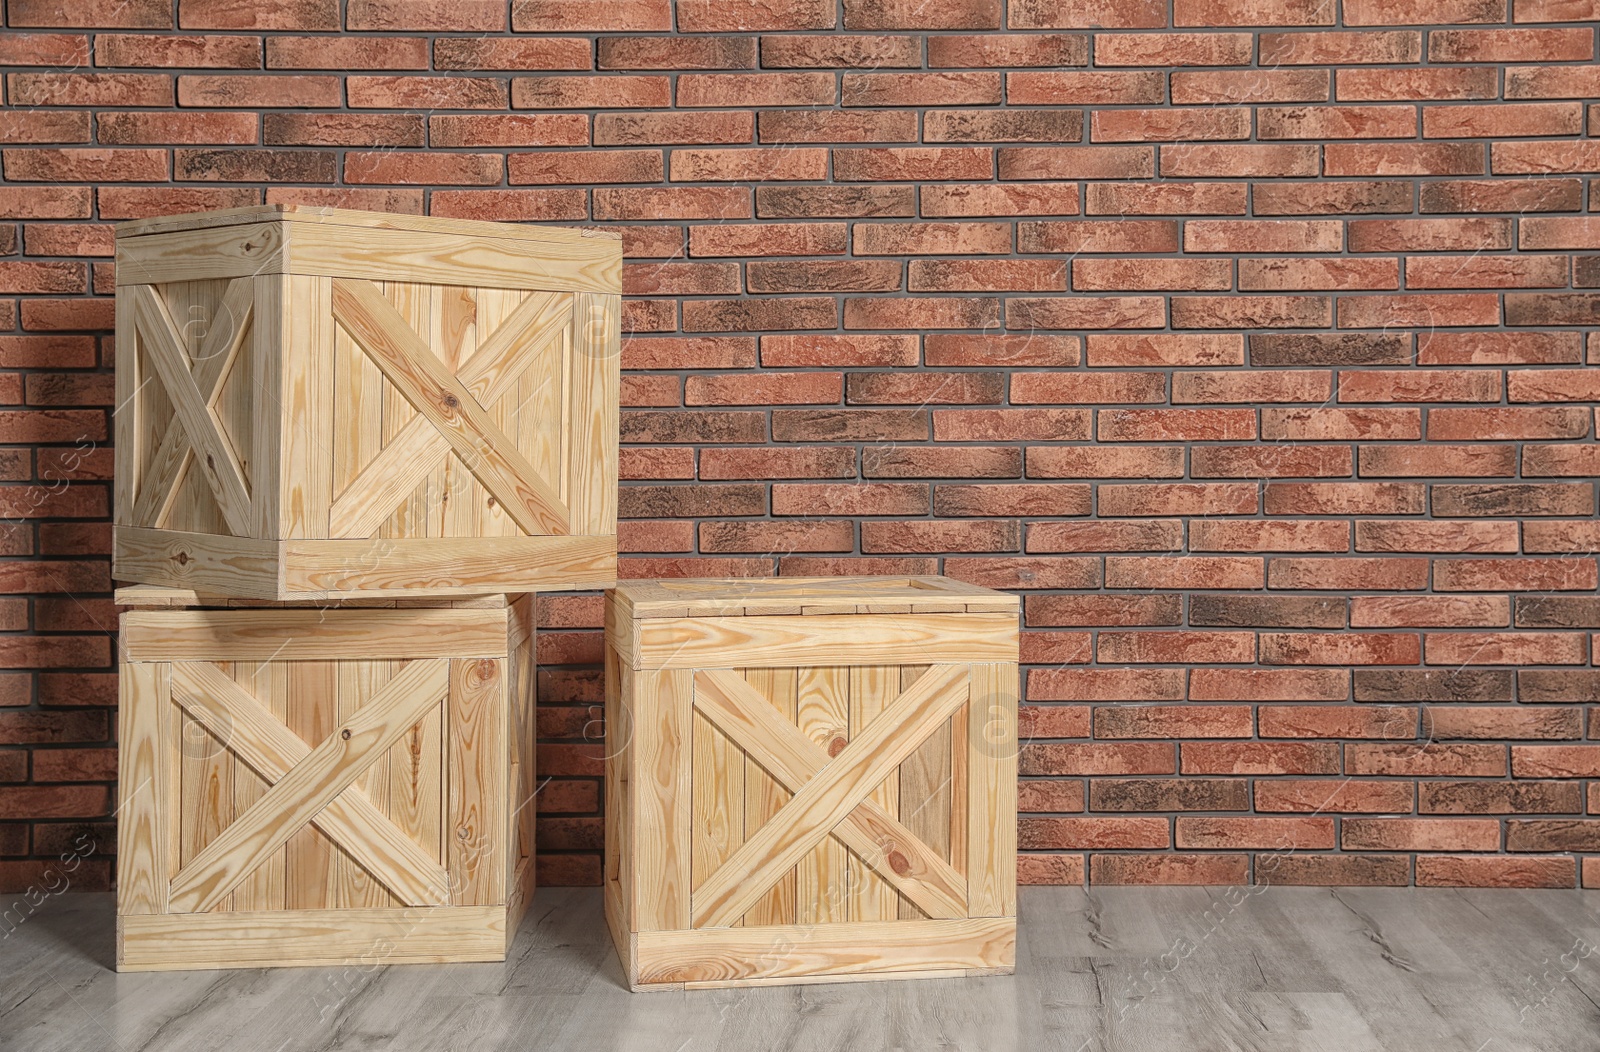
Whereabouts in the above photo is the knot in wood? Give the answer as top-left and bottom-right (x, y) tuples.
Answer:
(173, 551), (190, 566)
(827, 735), (848, 758)
(441, 391), (461, 411)
(887, 850), (911, 877)
(340, 729), (352, 741)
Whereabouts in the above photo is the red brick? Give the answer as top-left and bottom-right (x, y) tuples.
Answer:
(700, 447), (854, 481)
(1326, 143), (1487, 177)
(1098, 630), (1257, 663)
(1099, 483), (1258, 517)
(1182, 742), (1341, 776)
(843, 296), (998, 330)
(1085, 182), (1248, 215)
(1090, 854), (1249, 886)
(595, 187), (750, 221)
(912, 259), (1064, 293)
(1173, 295), (1332, 330)
(863, 519), (1018, 555)
(1268, 557), (1428, 591)
(260, 113), (419, 148)
(843, 71), (1001, 107)
(1174, 371), (1331, 405)
(432, 115), (587, 149)
(1433, 27), (1592, 62)
(699, 520), (853, 554)
(1258, 30), (1422, 64)
(1023, 742), (1174, 776)
(8, 71), (171, 106)
(1424, 102), (1583, 139)
(1421, 178), (1583, 214)
(1192, 444), (1356, 481)
(597, 35), (754, 70)
(1190, 520), (1351, 552)
(998, 146), (1155, 181)
(943, 556), (1100, 590)
(1018, 855), (1084, 885)
(1419, 855), (1573, 888)
(513, 75), (669, 110)
(1026, 519), (1183, 552)
(0, 32), (89, 65)
(4, 148), (168, 182)
(760, 334), (914, 367)
(691, 223), (845, 258)
(1021, 816), (1167, 850)
(1261, 632), (1420, 666)
(0, 187), (92, 219)
(1349, 742), (1505, 777)
(771, 483), (926, 516)
(1161, 144), (1321, 178)
(1408, 255), (1567, 290)
(1018, 705), (1091, 740)
(1417, 331), (1581, 365)
(1027, 446), (1182, 478)
(1096, 31), (1253, 66)
(762, 34), (921, 69)
(345, 152), (499, 186)
(1342, 0), (1506, 22)
(1505, 65), (1600, 100)
(435, 40), (590, 73)
(1091, 108), (1249, 143)
(854, 222), (1009, 256)
(1072, 259), (1230, 293)
(1436, 558), (1597, 592)
(676, 72), (835, 108)
(1105, 558), (1264, 592)
(1431, 407), (1590, 441)
(747, 260), (901, 294)
(1178, 816), (1335, 851)
(1254, 180), (1412, 216)
(266, 188), (423, 213)
(1087, 334), (1243, 367)
(684, 297), (836, 333)
(835, 148), (993, 182)
(928, 33), (1088, 67)
(1352, 595), (1512, 627)
(863, 443), (1019, 474)
(1258, 104), (1416, 140)
(759, 110), (917, 145)
(1027, 594), (1182, 628)
(1012, 373), (1166, 405)
(1425, 632), (1587, 667)
(677, 0), (834, 30)
(1174, 69), (1331, 105)
(1030, 669), (1185, 703)
(848, 372), (1002, 405)
(670, 148), (826, 183)
(1523, 444), (1600, 478)
(268, 36), (428, 69)
(1256, 780), (1414, 813)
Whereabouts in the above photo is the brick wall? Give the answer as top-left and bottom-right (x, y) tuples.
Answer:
(2, 0), (1599, 894)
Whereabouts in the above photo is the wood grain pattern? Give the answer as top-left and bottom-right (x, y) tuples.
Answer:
(116, 659), (170, 916)
(629, 613), (1020, 670)
(122, 608), (509, 662)
(741, 667), (796, 928)
(631, 667), (692, 933)
(966, 663), (1018, 919)
(796, 666), (850, 925)
(448, 657), (506, 907)
(850, 665), (902, 922)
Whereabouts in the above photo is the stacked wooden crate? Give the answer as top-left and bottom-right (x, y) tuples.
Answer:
(112, 206), (621, 971)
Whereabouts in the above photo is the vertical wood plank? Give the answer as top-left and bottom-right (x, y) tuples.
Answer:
(113, 289), (139, 527)
(249, 275), (282, 542)
(116, 659), (168, 916)
(897, 664), (947, 920)
(741, 667), (796, 927)
(796, 666), (850, 925)
(604, 643), (629, 937)
(284, 660), (336, 911)
(632, 667), (691, 933)
(690, 710), (744, 924)
(388, 662), (444, 870)
(229, 661), (280, 912)
(967, 663), (1018, 919)
(337, 659), (395, 908)
(279, 275), (334, 541)
(179, 662), (233, 910)
(849, 665), (901, 922)
(507, 596), (537, 910)
(477, 287), (521, 538)
(448, 656), (506, 907)
(568, 292), (618, 536)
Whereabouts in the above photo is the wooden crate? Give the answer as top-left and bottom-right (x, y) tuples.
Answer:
(603, 576), (1020, 990)
(114, 586), (538, 971)
(113, 205), (620, 600)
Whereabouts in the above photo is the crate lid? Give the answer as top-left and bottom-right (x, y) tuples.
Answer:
(609, 576), (1018, 618)
(114, 203), (621, 244)
(114, 584), (511, 610)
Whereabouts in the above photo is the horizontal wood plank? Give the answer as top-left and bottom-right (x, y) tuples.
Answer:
(122, 609), (509, 662)
(295, 225), (619, 295)
(117, 906), (506, 971)
(115, 526), (281, 599)
(635, 917), (1015, 987)
(283, 536), (616, 597)
(628, 613), (1018, 670)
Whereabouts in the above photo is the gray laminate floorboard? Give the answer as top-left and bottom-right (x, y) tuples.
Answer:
(3, 887), (1598, 1052)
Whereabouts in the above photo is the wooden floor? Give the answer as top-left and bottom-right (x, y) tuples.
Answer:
(4, 886), (1598, 1051)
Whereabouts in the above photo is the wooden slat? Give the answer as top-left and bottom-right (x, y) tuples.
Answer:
(568, 292), (619, 537)
(335, 661), (392, 909)
(795, 666), (849, 925)
(113, 289), (140, 527)
(230, 662), (285, 912)
(279, 274), (334, 541)
(691, 709), (744, 919)
(165, 658), (450, 915)
(691, 665), (970, 929)
(849, 665), (901, 922)
(967, 662), (1018, 919)
(629, 613), (1018, 670)
(179, 688), (233, 910)
(329, 277), (569, 536)
(634, 917), (1015, 987)
(249, 274), (284, 540)
(631, 667), (692, 933)
(899, 664), (949, 921)
(286, 222), (621, 295)
(113, 526), (281, 599)
(692, 669), (967, 923)
(281, 535), (616, 597)
(117, 906), (507, 972)
(327, 291), (569, 541)
(121, 608), (509, 662)
(130, 285), (253, 537)
(170, 661), (449, 908)
(116, 659), (169, 916)
(116, 203), (617, 246)
(741, 668), (795, 927)
(284, 660), (336, 911)
(448, 657), (506, 907)
(114, 222), (287, 285)
(613, 577), (1020, 618)
(604, 644), (631, 941)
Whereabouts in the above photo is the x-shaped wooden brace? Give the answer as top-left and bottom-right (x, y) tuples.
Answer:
(690, 664), (971, 929)
(130, 282), (255, 536)
(328, 278), (570, 539)
(165, 658), (450, 915)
